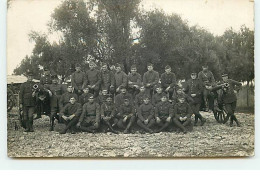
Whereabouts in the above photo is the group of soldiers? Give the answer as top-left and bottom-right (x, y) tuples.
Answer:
(19, 62), (242, 134)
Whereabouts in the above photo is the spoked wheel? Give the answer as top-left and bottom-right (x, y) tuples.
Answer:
(213, 104), (229, 123)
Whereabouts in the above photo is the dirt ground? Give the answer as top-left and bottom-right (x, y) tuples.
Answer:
(7, 108), (254, 158)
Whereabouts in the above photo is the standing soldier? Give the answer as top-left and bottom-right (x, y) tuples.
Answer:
(160, 65), (177, 100)
(184, 71), (206, 126)
(76, 95), (101, 133)
(198, 64), (216, 111)
(59, 84), (78, 111)
(137, 96), (155, 133)
(114, 63), (128, 94)
(84, 61), (101, 97)
(154, 95), (173, 132)
(212, 73), (242, 127)
(128, 65), (142, 97)
(19, 71), (37, 132)
(100, 95), (118, 133)
(46, 74), (63, 131)
(116, 98), (136, 133)
(71, 64), (85, 95)
(173, 95), (193, 134)
(40, 67), (52, 88)
(100, 63), (115, 95)
(143, 63), (159, 96)
(59, 97), (82, 134)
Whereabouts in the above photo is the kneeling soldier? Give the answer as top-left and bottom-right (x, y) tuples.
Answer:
(100, 95), (118, 133)
(59, 97), (82, 134)
(154, 95), (173, 132)
(137, 96), (155, 133)
(173, 95), (193, 134)
(117, 98), (136, 133)
(76, 95), (100, 133)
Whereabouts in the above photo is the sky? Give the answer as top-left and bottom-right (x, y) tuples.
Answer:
(7, 0), (254, 75)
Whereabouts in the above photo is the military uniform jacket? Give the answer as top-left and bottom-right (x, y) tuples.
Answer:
(220, 79), (242, 104)
(40, 75), (52, 85)
(174, 102), (192, 118)
(115, 93), (133, 108)
(60, 102), (82, 117)
(59, 92), (78, 109)
(79, 102), (100, 123)
(97, 94), (108, 105)
(114, 71), (128, 89)
(198, 70), (215, 86)
(155, 101), (173, 118)
(118, 104), (135, 117)
(19, 81), (36, 107)
(172, 93), (194, 106)
(46, 83), (63, 108)
(135, 92), (151, 108)
(100, 70), (115, 89)
(161, 72), (176, 89)
(79, 93), (92, 105)
(152, 92), (167, 106)
(143, 70), (159, 87)
(184, 79), (203, 103)
(128, 72), (142, 87)
(84, 69), (101, 87)
(101, 102), (116, 117)
(71, 71), (85, 90)
(137, 103), (154, 121)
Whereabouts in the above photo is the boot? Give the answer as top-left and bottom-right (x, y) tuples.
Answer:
(229, 116), (234, 127)
(24, 121), (30, 132)
(233, 115), (241, 127)
(194, 115), (198, 126)
(199, 115), (206, 126)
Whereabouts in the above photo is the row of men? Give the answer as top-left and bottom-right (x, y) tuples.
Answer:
(19, 63), (242, 133)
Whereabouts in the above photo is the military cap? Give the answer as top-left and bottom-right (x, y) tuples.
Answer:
(222, 73), (228, 77)
(143, 94), (150, 100)
(88, 94), (94, 99)
(106, 94), (113, 99)
(89, 61), (95, 65)
(120, 85), (126, 89)
(131, 65), (137, 69)
(165, 65), (171, 70)
(101, 62), (108, 67)
(176, 85), (183, 90)
(115, 63), (122, 68)
(155, 83), (162, 89)
(75, 63), (81, 68)
(124, 98), (130, 102)
(82, 85), (89, 90)
(147, 63), (153, 67)
(51, 73), (58, 79)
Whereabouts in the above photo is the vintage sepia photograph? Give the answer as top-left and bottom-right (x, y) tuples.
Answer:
(7, 0), (254, 158)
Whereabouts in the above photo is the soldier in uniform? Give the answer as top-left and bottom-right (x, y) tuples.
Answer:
(172, 86), (194, 106)
(154, 95), (173, 132)
(152, 84), (167, 106)
(160, 65), (177, 100)
(97, 89), (109, 105)
(116, 98), (136, 133)
(172, 95), (193, 134)
(127, 65), (142, 97)
(59, 97), (82, 134)
(84, 62), (101, 97)
(100, 94), (118, 133)
(71, 64), (86, 95)
(212, 73), (242, 127)
(40, 67), (52, 87)
(143, 63), (159, 96)
(134, 85), (151, 109)
(137, 96), (155, 133)
(19, 71), (37, 132)
(46, 74), (63, 131)
(198, 64), (216, 111)
(76, 95), (101, 133)
(79, 87), (92, 105)
(114, 86), (133, 109)
(184, 72), (206, 126)
(114, 63), (128, 94)
(100, 63), (115, 95)
(59, 84), (78, 111)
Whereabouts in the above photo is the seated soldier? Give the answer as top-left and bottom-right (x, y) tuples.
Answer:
(154, 95), (173, 132)
(114, 86), (133, 108)
(59, 84), (78, 111)
(137, 96), (155, 133)
(76, 95), (100, 133)
(114, 63), (128, 94)
(79, 87), (92, 105)
(143, 63), (159, 96)
(152, 84), (167, 106)
(100, 94), (118, 133)
(172, 95), (193, 134)
(161, 65), (177, 100)
(172, 86), (194, 106)
(97, 89), (109, 105)
(59, 97), (82, 134)
(134, 85), (151, 109)
(116, 98), (136, 133)
(127, 65), (142, 97)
